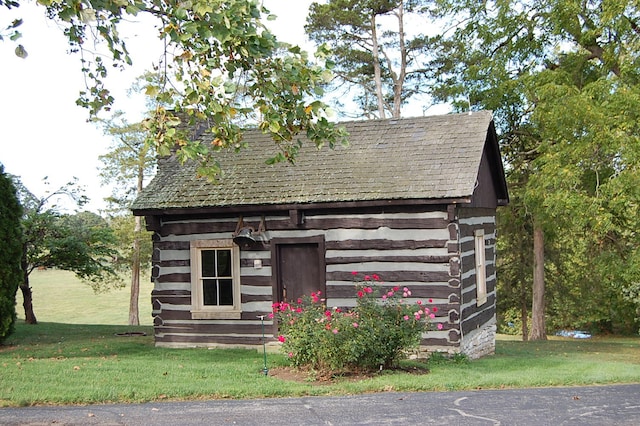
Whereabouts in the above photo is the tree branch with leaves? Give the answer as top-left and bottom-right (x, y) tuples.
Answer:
(3, 0), (348, 179)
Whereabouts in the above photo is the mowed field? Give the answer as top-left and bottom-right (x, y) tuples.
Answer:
(15, 269), (154, 326)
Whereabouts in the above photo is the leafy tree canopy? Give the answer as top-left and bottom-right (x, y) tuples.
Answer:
(14, 177), (124, 323)
(431, 0), (640, 333)
(18, 181), (123, 290)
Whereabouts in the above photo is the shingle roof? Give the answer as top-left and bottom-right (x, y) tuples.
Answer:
(132, 111), (501, 212)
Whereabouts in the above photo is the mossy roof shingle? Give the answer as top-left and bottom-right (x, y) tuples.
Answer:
(132, 111), (499, 212)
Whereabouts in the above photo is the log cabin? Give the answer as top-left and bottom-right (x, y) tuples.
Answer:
(132, 111), (509, 359)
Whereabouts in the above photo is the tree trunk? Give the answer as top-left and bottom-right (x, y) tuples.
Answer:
(521, 284), (529, 341)
(128, 165), (145, 326)
(392, 3), (406, 119)
(530, 224), (547, 340)
(370, 14), (386, 119)
(20, 251), (37, 324)
(20, 283), (37, 324)
(518, 227), (529, 341)
(128, 228), (141, 326)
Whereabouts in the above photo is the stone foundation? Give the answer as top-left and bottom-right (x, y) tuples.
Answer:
(460, 322), (496, 359)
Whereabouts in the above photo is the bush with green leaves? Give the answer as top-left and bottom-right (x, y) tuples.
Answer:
(498, 307), (530, 336)
(272, 273), (440, 374)
(0, 165), (23, 343)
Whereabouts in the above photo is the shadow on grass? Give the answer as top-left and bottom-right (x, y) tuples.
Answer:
(5, 321), (152, 344)
(1, 322), (155, 358)
(2, 322), (273, 365)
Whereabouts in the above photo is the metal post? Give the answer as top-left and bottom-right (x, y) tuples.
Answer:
(258, 315), (268, 376)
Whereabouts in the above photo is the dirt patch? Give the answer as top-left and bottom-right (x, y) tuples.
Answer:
(267, 363), (429, 384)
(267, 366), (320, 383)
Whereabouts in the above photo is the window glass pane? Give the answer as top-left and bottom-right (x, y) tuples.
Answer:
(192, 243), (237, 311)
(219, 279), (234, 305)
(201, 250), (216, 277)
(217, 250), (231, 277)
(202, 279), (218, 305)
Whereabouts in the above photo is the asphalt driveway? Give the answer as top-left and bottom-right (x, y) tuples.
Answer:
(1, 384), (639, 425)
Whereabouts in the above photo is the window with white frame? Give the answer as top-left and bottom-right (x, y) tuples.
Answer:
(474, 229), (488, 306)
(190, 239), (241, 319)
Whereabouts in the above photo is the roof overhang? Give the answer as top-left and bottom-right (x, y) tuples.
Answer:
(132, 196), (473, 218)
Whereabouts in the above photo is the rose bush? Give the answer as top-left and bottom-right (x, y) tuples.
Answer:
(271, 273), (439, 374)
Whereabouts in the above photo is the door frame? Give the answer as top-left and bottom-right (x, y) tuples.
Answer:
(270, 235), (326, 305)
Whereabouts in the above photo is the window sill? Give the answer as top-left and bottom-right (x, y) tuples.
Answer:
(191, 311), (242, 320)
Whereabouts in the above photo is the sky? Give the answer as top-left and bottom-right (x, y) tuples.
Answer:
(1, 1), (447, 214)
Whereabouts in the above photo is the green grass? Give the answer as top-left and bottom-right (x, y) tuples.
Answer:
(419, 336), (640, 391)
(2, 270), (639, 407)
(15, 269), (154, 326)
(1, 323), (639, 407)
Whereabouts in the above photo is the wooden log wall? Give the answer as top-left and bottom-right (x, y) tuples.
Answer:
(457, 207), (498, 342)
(148, 206), (487, 349)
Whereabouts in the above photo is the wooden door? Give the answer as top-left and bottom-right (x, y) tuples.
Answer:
(273, 237), (325, 304)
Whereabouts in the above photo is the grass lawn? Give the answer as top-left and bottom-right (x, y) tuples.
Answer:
(2, 270), (639, 407)
(15, 269), (154, 326)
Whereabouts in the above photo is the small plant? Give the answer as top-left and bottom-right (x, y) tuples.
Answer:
(427, 351), (469, 366)
(271, 272), (440, 375)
